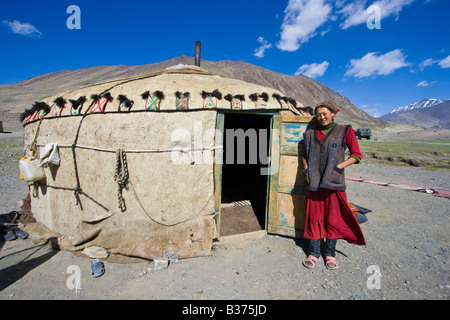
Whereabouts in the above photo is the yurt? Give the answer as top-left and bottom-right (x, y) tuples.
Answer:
(20, 63), (314, 259)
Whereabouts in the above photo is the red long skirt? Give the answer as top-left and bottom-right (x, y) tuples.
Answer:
(304, 189), (366, 245)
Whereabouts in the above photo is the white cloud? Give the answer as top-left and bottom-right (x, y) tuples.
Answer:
(360, 104), (383, 117)
(277, 0), (332, 52)
(338, 0), (415, 29)
(345, 49), (410, 78)
(295, 61), (329, 78)
(438, 55), (450, 69)
(2, 20), (42, 37)
(275, 0), (419, 54)
(253, 37), (272, 58)
(418, 58), (439, 70)
(338, 0), (368, 29)
(416, 80), (437, 87)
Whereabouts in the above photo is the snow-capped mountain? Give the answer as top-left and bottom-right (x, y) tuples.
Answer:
(380, 98), (450, 129)
(388, 98), (442, 115)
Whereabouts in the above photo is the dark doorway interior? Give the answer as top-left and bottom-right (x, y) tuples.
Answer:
(220, 113), (272, 236)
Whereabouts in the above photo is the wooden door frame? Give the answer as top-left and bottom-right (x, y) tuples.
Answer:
(213, 110), (277, 238)
(267, 114), (315, 238)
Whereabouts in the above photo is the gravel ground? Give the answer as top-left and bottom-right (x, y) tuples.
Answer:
(0, 129), (449, 302)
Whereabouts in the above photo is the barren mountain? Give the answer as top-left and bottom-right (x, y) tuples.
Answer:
(381, 99), (450, 129)
(0, 55), (384, 127)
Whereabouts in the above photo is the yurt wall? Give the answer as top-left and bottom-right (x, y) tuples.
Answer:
(23, 110), (218, 259)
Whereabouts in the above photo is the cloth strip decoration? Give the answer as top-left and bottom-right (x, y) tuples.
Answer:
(52, 106), (62, 117)
(20, 90), (305, 126)
(92, 98), (108, 113)
(145, 93), (160, 111)
(249, 92), (268, 109)
(89, 93), (114, 114)
(175, 92), (190, 110)
(279, 99), (289, 109)
(117, 95), (134, 112)
(224, 94), (245, 110)
(141, 91), (164, 111)
(232, 98), (243, 110)
(20, 102), (50, 125)
(70, 107), (79, 116)
(26, 108), (47, 122)
(119, 101), (133, 112)
(201, 90), (222, 109)
(272, 93), (302, 115)
(202, 96), (217, 109)
(35, 109), (46, 120)
(51, 97), (66, 117)
(272, 93), (290, 109)
(22, 112), (37, 124)
(70, 96), (87, 115)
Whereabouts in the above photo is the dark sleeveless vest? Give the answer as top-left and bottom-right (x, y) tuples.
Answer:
(303, 124), (350, 191)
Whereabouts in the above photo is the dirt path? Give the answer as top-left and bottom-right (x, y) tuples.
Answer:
(1, 164), (449, 301)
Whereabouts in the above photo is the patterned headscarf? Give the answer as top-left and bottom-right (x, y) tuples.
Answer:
(314, 101), (339, 115)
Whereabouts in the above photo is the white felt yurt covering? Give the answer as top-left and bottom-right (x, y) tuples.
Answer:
(21, 66), (302, 259)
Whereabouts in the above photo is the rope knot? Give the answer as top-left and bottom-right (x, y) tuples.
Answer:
(74, 188), (83, 210)
(115, 149), (128, 212)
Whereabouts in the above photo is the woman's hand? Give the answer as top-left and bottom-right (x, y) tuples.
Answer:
(337, 157), (357, 169)
(301, 156), (308, 170)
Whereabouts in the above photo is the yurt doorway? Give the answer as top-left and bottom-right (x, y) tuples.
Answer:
(219, 112), (273, 237)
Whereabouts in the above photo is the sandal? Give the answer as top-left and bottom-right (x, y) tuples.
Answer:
(90, 259), (105, 278)
(3, 229), (17, 241)
(14, 229), (28, 239)
(302, 255), (319, 269)
(325, 256), (338, 270)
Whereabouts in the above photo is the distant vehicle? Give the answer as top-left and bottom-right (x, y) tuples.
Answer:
(356, 128), (372, 140)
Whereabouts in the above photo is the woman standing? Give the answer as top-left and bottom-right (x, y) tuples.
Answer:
(301, 101), (366, 270)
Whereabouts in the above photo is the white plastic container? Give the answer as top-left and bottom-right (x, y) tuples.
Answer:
(19, 157), (46, 182)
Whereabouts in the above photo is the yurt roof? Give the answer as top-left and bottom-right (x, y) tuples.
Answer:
(22, 65), (303, 125)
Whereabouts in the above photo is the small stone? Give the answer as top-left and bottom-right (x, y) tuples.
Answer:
(153, 258), (169, 270)
(82, 246), (109, 259)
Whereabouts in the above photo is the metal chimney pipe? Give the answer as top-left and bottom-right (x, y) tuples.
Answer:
(195, 41), (201, 67)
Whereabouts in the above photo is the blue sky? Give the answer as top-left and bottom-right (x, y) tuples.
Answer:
(1, 0), (449, 117)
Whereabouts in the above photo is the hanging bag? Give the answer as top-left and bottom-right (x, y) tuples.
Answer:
(19, 156), (46, 182)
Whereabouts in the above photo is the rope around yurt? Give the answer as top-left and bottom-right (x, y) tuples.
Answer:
(115, 149), (129, 212)
(28, 86), (221, 226)
(113, 148), (195, 226)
